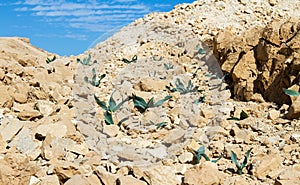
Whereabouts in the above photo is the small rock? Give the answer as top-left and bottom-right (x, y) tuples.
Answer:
(0, 119), (24, 142)
(8, 127), (41, 160)
(178, 152), (193, 163)
(187, 139), (200, 151)
(287, 96), (300, 119)
(36, 123), (67, 138)
(39, 175), (60, 185)
(17, 110), (42, 121)
(184, 161), (227, 185)
(268, 109), (280, 120)
(29, 176), (40, 185)
(103, 124), (120, 137)
(117, 175), (147, 185)
(35, 100), (56, 117)
(13, 93), (28, 103)
(95, 166), (120, 185)
(254, 154), (283, 179)
(64, 174), (89, 185)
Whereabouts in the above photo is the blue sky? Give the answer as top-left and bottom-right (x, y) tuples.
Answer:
(0, 0), (195, 56)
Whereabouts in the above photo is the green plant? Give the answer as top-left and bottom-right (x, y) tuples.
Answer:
(227, 110), (249, 121)
(84, 68), (106, 87)
(231, 148), (253, 175)
(94, 92), (129, 125)
(283, 88), (300, 97)
(193, 146), (222, 164)
(77, 54), (91, 65)
(166, 78), (203, 95)
(148, 70), (157, 77)
(150, 121), (167, 129)
(122, 55), (137, 64)
(195, 45), (206, 55)
(46, 56), (56, 63)
(131, 94), (172, 113)
(164, 63), (174, 70)
(193, 94), (206, 104)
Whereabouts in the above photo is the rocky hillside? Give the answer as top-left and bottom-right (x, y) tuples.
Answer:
(0, 0), (300, 184)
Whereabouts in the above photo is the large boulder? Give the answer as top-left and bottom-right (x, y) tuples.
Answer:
(213, 19), (300, 110)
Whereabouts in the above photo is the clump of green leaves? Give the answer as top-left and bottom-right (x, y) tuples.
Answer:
(283, 88), (300, 97)
(193, 146), (222, 164)
(77, 54), (91, 65)
(84, 68), (106, 87)
(231, 148), (253, 175)
(227, 110), (249, 121)
(166, 78), (203, 95)
(131, 94), (172, 113)
(46, 56), (56, 63)
(164, 63), (174, 70)
(94, 92), (129, 125)
(122, 55), (137, 64)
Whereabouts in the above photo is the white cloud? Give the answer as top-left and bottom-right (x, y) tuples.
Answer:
(13, 0), (160, 33)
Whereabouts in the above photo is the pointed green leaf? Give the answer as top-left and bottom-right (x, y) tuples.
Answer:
(94, 94), (108, 111)
(156, 122), (167, 129)
(92, 68), (96, 74)
(104, 111), (114, 125)
(154, 95), (172, 107)
(240, 110), (249, 120)
(230, 151), (240, 169)
(241, 148), (253, 168)
(283, 88), (300, 96)
(211, 154), (223, 163)
(132, 94), (148, 110)
(227, 117), (240, 121)
(147, 97), (155, 108)
(108, 94), (117, 111)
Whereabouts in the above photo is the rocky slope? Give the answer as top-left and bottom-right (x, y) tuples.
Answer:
(0, 0), (300, 184)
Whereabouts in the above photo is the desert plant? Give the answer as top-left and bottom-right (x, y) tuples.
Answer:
(227, 110), (249, 121)
(283, 88), (300, 97)
(46, 56), (56, 63)
(193, 94), (206, 104)
(131, 94), (172, 113)
(84, 68), (105, 87)
(166, 78), (203, 95)
(163, 63), (174, 70)
(193, 146), (222, 164)
(150, 121), (167, 129)
(94, 92), (129, 125)
(77, 54), (91, 65)
(122, 55), (137, 64)
(230, 148), (253, 175)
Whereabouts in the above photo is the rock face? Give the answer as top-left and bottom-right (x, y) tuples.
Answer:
(213, 19), (300, 110)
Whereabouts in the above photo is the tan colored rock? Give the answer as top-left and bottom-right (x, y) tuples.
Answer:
(133, 163), (181, 185)
(254, 154), (283, 179)
(36, 123), (67, 138)
(0, 85), (14, 108)
(86, 174), (102, 185)
(117, 175), (147, 185)
(13, 93), (27, 103)
(0, 135), (7, 153)
(39, 175), (60, 185)
(184, 161), (227, 185)
(134, 77), (169, 92)
(17, 110), (42, 121)
(178, 152), (193, 163)
(103, 124), (120, 137)
(95, 166), (119, 185)
(269, 109), (280, 120)
(287, 96), (300, 119)
(8, 127), (41, 160)
(64, 174), (89, 185)
(35, 100), (56, 117)
(0, 119), (24, 142)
